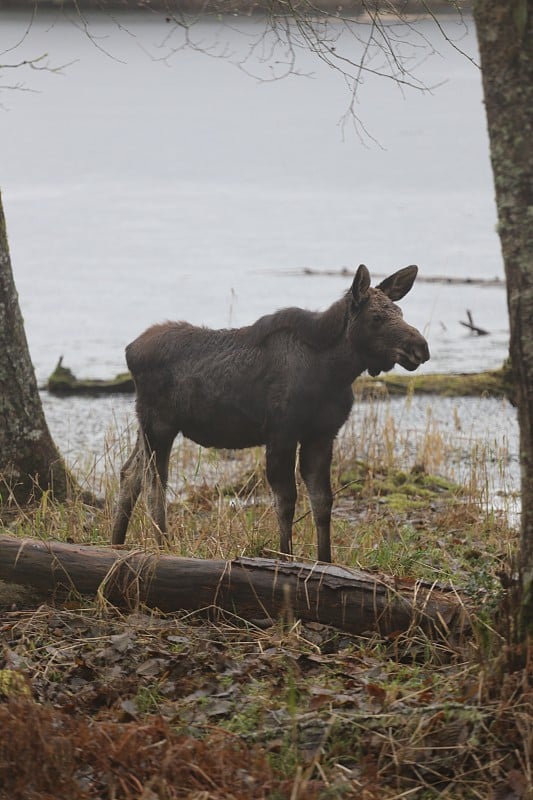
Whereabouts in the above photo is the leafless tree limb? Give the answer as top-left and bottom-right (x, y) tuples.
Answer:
(1, 5), (76, 95)
(2, 1), (474, 139)
(128, 0), (473, 137)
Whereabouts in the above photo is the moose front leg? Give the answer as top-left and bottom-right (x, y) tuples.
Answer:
(266, 443), (297, 557)
(299, 437), (334, 563)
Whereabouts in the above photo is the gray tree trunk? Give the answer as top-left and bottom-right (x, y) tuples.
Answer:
(0, 192), (72, 504)
(473, 1), (533, 634)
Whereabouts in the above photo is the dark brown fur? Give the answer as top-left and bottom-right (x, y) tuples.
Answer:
(111, 264), (429, 561)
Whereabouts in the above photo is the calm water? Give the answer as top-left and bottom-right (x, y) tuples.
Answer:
(1, 9), (517, 494)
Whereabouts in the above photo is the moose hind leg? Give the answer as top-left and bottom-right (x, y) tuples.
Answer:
(299, 437), (334, 563)
(266, 443), (297, 556)
(111, 433), (144, 545)
(145, 432), (174, 546)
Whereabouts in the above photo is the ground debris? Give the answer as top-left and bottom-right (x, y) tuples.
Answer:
(0, 602), (532, 799)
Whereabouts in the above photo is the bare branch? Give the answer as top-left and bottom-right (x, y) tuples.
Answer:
(0, 53), (77, 99)
(1, 0), (473, 140)
(0, 7), (76, 96)
(0, 5), (37, 58)
(2, 54), (53, 71)
(62, 4), (128, 64)
(421, 0), (479, 68)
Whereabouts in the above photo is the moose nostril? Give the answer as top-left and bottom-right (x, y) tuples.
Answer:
(412, 339), (430, 363)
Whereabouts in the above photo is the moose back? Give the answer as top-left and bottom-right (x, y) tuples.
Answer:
(111, 264), (429, 562)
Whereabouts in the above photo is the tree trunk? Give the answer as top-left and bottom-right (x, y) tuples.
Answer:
(0, 193), (73, 504)
(0, 535), (469, 639)
(473, 1), (533, 636)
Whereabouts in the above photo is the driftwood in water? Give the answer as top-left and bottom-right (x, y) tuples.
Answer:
(356, 362), (515, 404)
(46, 357), (134, 396)
(459, 310), (489, 336)
(0, 535), (468, 639)
(301, 267), (505, 288)
(45, 360), (514, 403)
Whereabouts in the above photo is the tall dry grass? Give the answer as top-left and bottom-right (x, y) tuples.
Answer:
(2, 394), (518, 592)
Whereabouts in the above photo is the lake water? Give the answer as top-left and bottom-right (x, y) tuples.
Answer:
(0, 9), (518, 502)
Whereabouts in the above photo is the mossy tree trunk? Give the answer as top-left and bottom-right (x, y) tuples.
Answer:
(473, 2), (533, 636)
(0, 192), (72, 504)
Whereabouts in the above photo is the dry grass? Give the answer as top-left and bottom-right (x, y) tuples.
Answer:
(7, 396), (517, 571)
(0, 395), (528, 799)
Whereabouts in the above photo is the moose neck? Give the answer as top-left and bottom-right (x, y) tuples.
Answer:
(312, 294), (368, 385)
(248, 293), (368, 383)
(311, 295), (351, 348)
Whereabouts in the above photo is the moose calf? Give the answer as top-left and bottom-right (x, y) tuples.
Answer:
(112, 264), (429, 562)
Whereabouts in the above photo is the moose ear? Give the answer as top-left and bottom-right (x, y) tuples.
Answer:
(351, 264), (371, 306)
(378, 265), (418, 301)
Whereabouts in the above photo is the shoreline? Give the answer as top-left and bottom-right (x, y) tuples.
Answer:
(0, 0), (471, 14)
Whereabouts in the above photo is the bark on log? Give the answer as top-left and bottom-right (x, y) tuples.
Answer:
(0, 535), (469, 639)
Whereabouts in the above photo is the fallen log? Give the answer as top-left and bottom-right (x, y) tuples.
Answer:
(0, 535), (469, 639)
(44, 359), (515, 402)
(300, 267), (505, 288)
(45, 357), (134, 396)
(355, 362), (515, 404)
